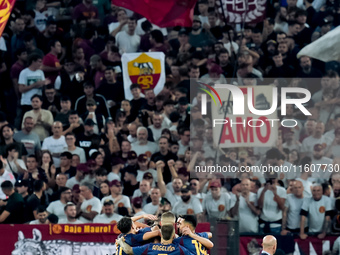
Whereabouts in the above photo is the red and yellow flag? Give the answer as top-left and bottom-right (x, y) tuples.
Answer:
(0, 0), (16, 37)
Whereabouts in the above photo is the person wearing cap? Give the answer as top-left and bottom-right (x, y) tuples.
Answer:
(131, 196), (147, 221)
(77, 181), (102, 223)
(108, 157), (124, 182)
(172, 185), (203, 217)
(81, 98), (105, 135)
(282, 127), (302, 152)
(75, 81), (110, 119)
(15, 179), (29, 202)
(0, 180), (24, 223)
(131, 127), (158, 157)
(75, 117), (101, 160)
(29, 205), (49, 224)
(202, 180), (237, 222)
(58, 202), (83, 224)
(66, 163), (88, 189)
(123, 166), (139, 197)
(300, 183), (332, 240)
(189, 15), (213, 49)
(93, 199), (123, 223)
(257, 171), (287, 234)
(136, 154), (156, 186)
(46, 187), (72, 222)
(178, 28), (191, 54)
(143, 187), (161, 215)
(310, 143), (333, 182)
(126, 150), (138, 167)
(101, 180), (132, 215)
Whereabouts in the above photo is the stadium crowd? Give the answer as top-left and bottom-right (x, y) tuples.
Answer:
(0, 0), (340, 252)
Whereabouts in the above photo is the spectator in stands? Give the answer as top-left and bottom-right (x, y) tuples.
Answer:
(54, 96), (72, 128)
(281, 180), (305, 235)
(172, 185), (203, 217)
(18, 54), (50, 117)
(25, 180), (46, 222)
(132, 179), (151, 206)
(66, 163), (88, 189)
(15, 180), (29, 203)
(72, 0), (99, 25)
(102, 180), (131, 215)
(115, 17), (140, 54)
(76, 119), (101, 159)
(42, 121), (67, 167)
(22, 94), (54, 142)
(75, 82), (110, 119)
(257, 173), (287, 234)
(123, 166), (139, 197)
(14, 116), (41, 156)
(131, 127), (158, 156)
(29, 206), (48, 224)
(41, 40), (62, 84)
(77, 181), (102, 223)
(62, 111), (84, 137)
(0, 181), (25, 223)
(3, 143), (27, 177)
(237, 178), (260, 233)
(300, 183), (333, 239)
(64, 132), (86, 163)
(47, 187), (72, 222)
(132, 197), (146, 221)
(59, 202), (83, 224)
(143, 187), (161, 215)
(93, 199), (123, 223)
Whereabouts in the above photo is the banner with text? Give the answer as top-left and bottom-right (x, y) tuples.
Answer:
(211, 85), (278, 148)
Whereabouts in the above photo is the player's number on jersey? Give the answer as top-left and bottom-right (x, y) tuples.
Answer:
(192, 240), (207, 255)
(117, 246), (123, 255)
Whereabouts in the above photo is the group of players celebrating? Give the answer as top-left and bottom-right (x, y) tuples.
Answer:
(115, 212), (213, 255)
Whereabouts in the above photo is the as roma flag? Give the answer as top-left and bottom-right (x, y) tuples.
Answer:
(217, 0), (266, 23)
(112, 0), (197, 27)
(0, 0), (16, 37)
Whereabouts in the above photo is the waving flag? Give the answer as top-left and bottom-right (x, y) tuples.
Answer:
(0, 0), (15, 37)
(217, 0), (266, 23)
(112, 0), (197, 27)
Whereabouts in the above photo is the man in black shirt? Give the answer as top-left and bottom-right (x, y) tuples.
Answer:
(122, 165), (139, 197)
(0, 181), (25, 224)
(15, 180), (29, 203)
(55, 152), (77, 179)
(150, 136), (178, 184)
(25, 180), (46, 223)
(76, 119), (101, 160)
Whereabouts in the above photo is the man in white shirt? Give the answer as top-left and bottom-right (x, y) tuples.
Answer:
(143, 187), (161, 215)
(172, 185), (203, 217)
(115, 17), (140, 54)
(131, 127), (158, 156)
(237, 178), (260, 233)
(257, 172), (287, 234)
(59, 202), (83, 224)
(132, 179), (151, 206)
(66, 163), (88, 189)
(108, 8), (128, 35)
(301, 121), (330, 158)
(0, 161), (16, 200)
(178, 128), (190, 157)
(29, 206), (48, 224)
(42, 121), (67, 167)
(300, 183), (332, 240)
(281, 180), (305, 235)
(310, 144), (333, 181)
(47, 187), (72, 222)
(93, 200), (123, 223)
(189, 178), (206, 204)
(101, 180), (131, 215)
(18, 53), (50, 115)
(202, 180), (236, 221)
(77, 181), (102, 223)
(162, 100), (175, 128)
(148, 114), (166, 142)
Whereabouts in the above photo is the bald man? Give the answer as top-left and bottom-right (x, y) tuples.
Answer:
(261, 235), (277, 255)
(42, 121), (67, 167)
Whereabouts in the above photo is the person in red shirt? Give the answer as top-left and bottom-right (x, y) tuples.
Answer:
(42, 40), (62, 84)
(72, 0), (100, 26)
(11, 48), (28, 99)
(89, 55), (106, 89)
